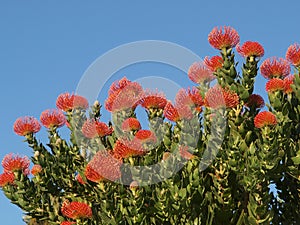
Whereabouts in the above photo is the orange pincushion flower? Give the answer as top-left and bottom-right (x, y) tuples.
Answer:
(187, 87), (204, 111)
(260, 57), (290, 79)
(40, 109), (66, 128)
(204, 86), (239, 109)
(134, 130), (156, 143)
(174, 88), (203, 118)
(286, 43), (300, 66)
(113, 139), (146, 158)
(60, 222), (76, 225)
(87, 150), (122, 181)
(283, 75), (295, 94)
(188, 62), (215, 84)
(204, 56), (224, 72)
(237, 41), (264, 58)
(105, 79), (143, 112)
(245, 94), (265, 109)
(13, 116), (41, 136)
(85, 164), (103, 183)
(254, 111), (277, 128)
(76, 173), (86, 185)
(0, 172), (15, 187)
(121, 118), (141, 131)
(163, 102), (180, 122)
(56, 93), (89, 112)
(208, 26), (240, 49)
(179, 146), (195, 160)
(81, 120), (113, 138)
(265, 78), (284, 92)
(2, 153), (30, 174)
(61, 200), (92, 219)
(139, 90), (167, 110)
(108, 77), (131, 95)
(31, 165), (42, 176)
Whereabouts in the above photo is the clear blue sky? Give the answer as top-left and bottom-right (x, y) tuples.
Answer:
(1, 1), (299, 224)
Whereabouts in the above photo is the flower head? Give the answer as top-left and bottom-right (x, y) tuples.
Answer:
(60, 222), (76, 225)
(2, 153), (30, 174)
(265, 78), (284, 93)
(0, 172), (15, 187)
(179, 146), (195, 160)
(283, 75), (295, 94)
(40, 109), (66, 129)
(76, 173), (86, 185)
(163, 102), (180, 122)
(113, 139), (146, 159)
(286, 43), (300, 67)
(134, 130), (156, 144)
(254, 111), (277, 128)
(13, 116), (41, 136)
(208, 26), (240, 49)
(139, 90), (167, 110)
(174, 88), (203, 118)
(204, 56), (224, 72)
(56, 93), (89, 112)
(188, 62), (215, 84)
(86, 150), (122, 182)
(105, 78), (143, 112)
(237, 41), (264, 58)
(61, 200), (92, 220)
(245, 94), (265, 109)
(204, 86), (239, 109)
(121, 118), (141, 131)
(85, 164), (103, 183)
(81, 120), (113, 138)
(260, 57), (290, 79)
(31, 165), (42, 176)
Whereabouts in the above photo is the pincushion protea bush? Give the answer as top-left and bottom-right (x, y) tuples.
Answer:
(1, 26), (300, 225)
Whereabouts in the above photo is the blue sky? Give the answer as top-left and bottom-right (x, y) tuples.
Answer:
(0, 1), (299, 224)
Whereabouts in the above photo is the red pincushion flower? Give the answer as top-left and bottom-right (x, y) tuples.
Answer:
(31, 164), (42, 176)
(105, 78), (143, 112)
(163, 102), (180, 122)
(108, 77), (131, 95)
(204, 86), (239, 109)
(286, 43), (300, 67)
(204, 56), (224, 72)
(245, 94), (265, 109)
(40, 109), (66, 128)
(0, 172), (15, 187)
(139, 90), (167, 110)
(187, 87), (204, 112)
(56, 93), (89, 112)
(260, 57), (290, 79)
(113, 139), (146, 159)
(265, 78), (284, 92)
(283, 75), (295, 94)
(60, 221), (76, 225)
(13, 116), (41, 136)
(179, 146), (195, 160)
(208, 26), (240, 50)
(85, 164), (103, 183)
(81, 120), (113, 138)
(2, 153), (30, 174)
(61, 200), (92, 219)
(237, 41), (264, 58)
(254, 111), (277, 128)
(134, 130), (156, 143)
(76, 174), (86, 185)
(174, 88), (203, 118)
(87, 150), (122, 181)
(188, 62), (216, 84)
(121, 118), (141, 131)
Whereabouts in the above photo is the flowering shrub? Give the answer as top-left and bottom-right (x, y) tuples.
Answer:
(1, 26), (300, 225)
